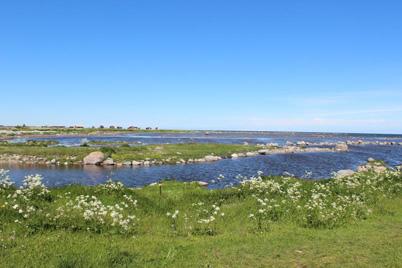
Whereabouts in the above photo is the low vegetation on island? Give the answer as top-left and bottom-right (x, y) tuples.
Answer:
(0, 142), (260, 165)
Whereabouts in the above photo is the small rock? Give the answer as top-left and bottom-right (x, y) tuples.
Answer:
(196, 181), (209, 187)
(335, 143), (349, 151)
(231, 153), (239, 158)
(102, 158), (114, 165)
(258, 149), (269, 155)
(246, 152), (257, 157)
(132, 160), (142, 166)
(367, 157), (375, 162)
(296, 141), (307, 147)
(204, 155), (221, 162)
(335, 169), (355, 178)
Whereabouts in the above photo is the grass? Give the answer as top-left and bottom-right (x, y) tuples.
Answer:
(2, 204), (402, 268)
(0, 170), (401, 267)
(0, 143), (259, 163)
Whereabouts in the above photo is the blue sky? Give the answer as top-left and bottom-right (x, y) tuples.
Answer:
(1, 1), (402, 133)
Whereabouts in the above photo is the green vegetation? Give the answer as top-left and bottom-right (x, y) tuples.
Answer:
(0, 143), (259, 163)
(0, 140), (59, 147)
(0, 170), (401, 267)
(0, 127), (196, 139)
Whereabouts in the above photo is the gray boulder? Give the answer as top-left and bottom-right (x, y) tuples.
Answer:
(246, 152), (258, 157)
(102, 158), (114, 165)
(335, 169), (355, 178)
(83, 151), (105, 165)
(204, 155), (221, 162)
(132, 160), (142, 166)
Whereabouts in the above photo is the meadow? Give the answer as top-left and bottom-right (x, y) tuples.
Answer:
(1, 169), (401, 267)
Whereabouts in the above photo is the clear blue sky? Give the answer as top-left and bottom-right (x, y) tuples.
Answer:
(1, 1), (402, 134)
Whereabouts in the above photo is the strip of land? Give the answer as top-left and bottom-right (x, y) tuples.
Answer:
(0, 142), (345, 167)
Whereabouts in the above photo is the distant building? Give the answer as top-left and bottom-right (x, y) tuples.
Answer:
(146, 127), (152, 130)
(117, 126), (123, 129)
(109, 126), (115, 129)
(128, 126), (140, 130)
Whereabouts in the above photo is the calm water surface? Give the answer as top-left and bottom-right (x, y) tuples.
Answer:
(10, 131), (402, 146)
(2, 144), (402, 189)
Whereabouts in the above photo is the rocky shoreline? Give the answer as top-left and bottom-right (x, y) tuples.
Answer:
(334, 158), (401, 179)
(0, 143), (349, 168)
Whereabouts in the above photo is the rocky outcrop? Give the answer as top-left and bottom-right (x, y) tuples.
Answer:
(335, 143), (349, 151)
(83, 151), (105, 165)
(357, 159), (388, 173)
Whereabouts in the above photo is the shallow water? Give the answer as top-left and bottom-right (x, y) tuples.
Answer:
(9, 131), (402, 146)
(2, 145), (401, 189)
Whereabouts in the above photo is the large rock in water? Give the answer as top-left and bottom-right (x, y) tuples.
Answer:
(83, 151), (105, 165)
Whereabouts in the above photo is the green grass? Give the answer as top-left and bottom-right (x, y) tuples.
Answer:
(1, 171), (401, 267)
(0, 143), (258, 163)
(2, 202), (400, 267)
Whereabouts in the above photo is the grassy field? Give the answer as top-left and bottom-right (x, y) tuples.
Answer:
(0, 143), (259, 163)
(0, 170), (401, 267)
